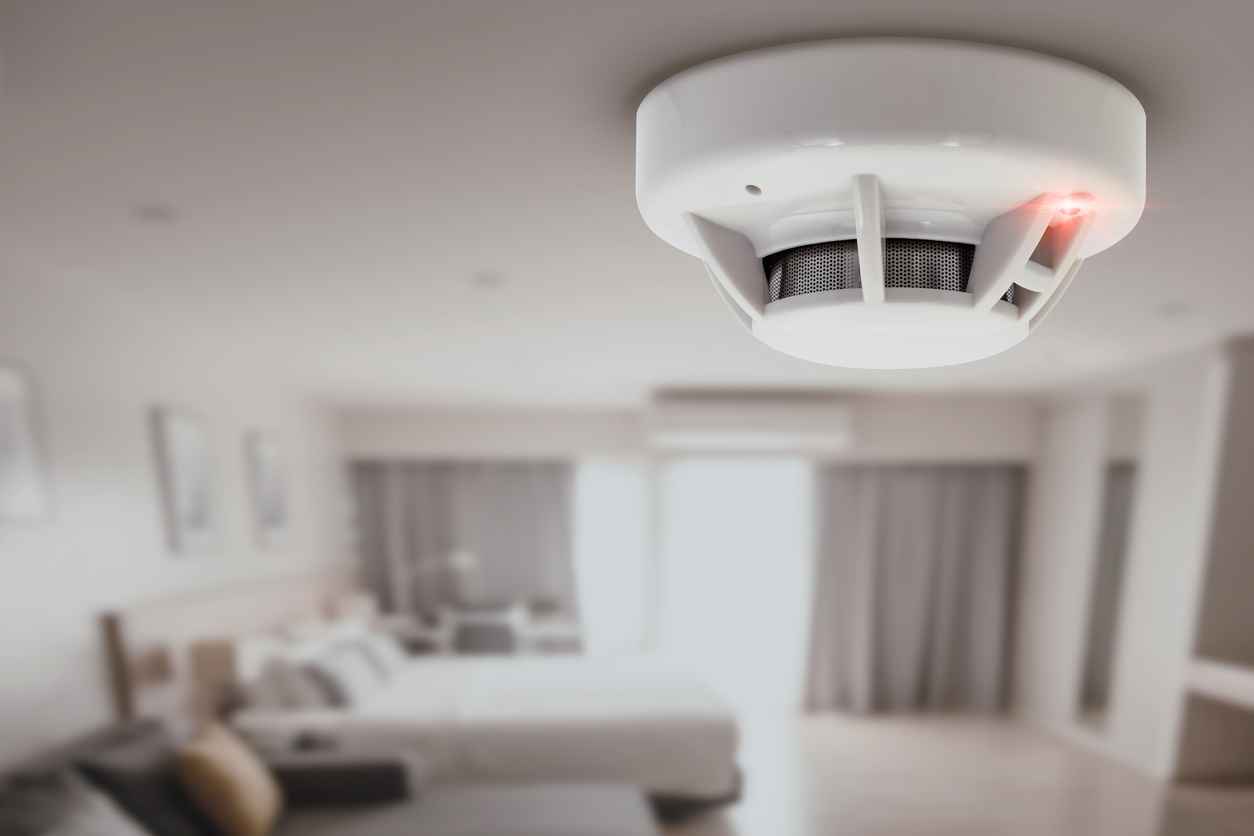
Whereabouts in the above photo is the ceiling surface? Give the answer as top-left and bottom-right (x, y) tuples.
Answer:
(1, 0), (1250, 406)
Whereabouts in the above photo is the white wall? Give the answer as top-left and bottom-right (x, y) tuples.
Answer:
(1105, 349), (1231, 778)
(846, 395), (1041, 462)
(1011, 348), (1234, 779)
(0, 272), (352, 766)
(1192, 339), (1254, 668)
(337, 395), (1042, 463)
(339, 408), (645, 459)
(1013, 398), (1110, 728)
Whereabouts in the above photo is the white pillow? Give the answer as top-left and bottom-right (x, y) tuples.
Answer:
(326, 615), (372, 640)
(284, 616), (370, 663)
(281, 617), (330, 643)
(308, 643), (384, 707)
(247, 658), (334, 710)
(359, 631), (409, 678)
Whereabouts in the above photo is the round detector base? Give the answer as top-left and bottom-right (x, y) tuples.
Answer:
(635, 39), (1146, 369)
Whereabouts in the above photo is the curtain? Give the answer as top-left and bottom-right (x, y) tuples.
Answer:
(805, 464), (1023, 713)
(351, 460), (576, 616)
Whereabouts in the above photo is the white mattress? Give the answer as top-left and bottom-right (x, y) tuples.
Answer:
(233, 656), (739, 798)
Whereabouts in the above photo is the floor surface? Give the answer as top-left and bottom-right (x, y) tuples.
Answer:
(666, 715), (1254, 836)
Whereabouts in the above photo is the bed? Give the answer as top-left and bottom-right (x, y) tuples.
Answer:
(98, 575), (740, 810)
(230, 654), (741, 801)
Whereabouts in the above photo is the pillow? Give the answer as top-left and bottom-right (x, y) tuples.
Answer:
(279, 617), (329, 644)
(323, 615), (373, 644)
(177, 725), (283, 836)
(305, 642), (384, 707)
(246, 659), (334, 711)
(280, 616), (368, 658)
(357, 631), (409, 679)
(76, 726), (220, 836)
(0, 771), (149, 836)
(296, 663), (347, 709)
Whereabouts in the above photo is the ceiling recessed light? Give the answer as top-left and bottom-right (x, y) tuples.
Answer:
(471, 270), (506, 289)
(1155, 301), (1192, 320)
(130, 202), (179, 224)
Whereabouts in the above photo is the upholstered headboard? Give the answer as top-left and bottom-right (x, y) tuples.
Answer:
(100, 566), (359, 732)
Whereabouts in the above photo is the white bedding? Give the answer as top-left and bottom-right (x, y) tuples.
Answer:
(232, 655), (739, 798)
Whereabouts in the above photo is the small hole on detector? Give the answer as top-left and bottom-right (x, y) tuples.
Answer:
(745, 184), (762, 196)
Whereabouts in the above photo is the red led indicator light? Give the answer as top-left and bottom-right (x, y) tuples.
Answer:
(1055, 192), (1095, 218)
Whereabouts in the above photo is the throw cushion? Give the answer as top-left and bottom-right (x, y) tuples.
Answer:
(178, 724), (283, 836)
(0, 771), (149, 836)
(305, 643), (383, 707)
(357, 632), (409, 679)
(249, 659), (333, 711)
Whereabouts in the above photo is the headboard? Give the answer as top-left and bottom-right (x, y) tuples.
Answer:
(100, 566), (359, 733)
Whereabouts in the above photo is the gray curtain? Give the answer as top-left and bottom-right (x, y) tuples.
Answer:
(351, 460), (576, 616)
(805, 464), (1023, 714)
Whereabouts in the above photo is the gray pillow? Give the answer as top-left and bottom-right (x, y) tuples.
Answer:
(0, 771), (149, 836)
(357, 632), (409, 679)
(247, 659), (334, 711)
(305, 643), (385, 708)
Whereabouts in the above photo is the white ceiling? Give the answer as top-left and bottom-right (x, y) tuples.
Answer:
(1, 0), (1250, 406)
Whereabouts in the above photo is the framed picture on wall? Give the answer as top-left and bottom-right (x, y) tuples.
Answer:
(151, 407), (219, 554)
(0, 365), (50, 520)
(245, 431), (288, 549)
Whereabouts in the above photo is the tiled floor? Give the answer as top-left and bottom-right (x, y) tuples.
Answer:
(666, 715), (1254, 836)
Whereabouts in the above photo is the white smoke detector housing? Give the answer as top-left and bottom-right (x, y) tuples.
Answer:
(636, 39), (1146, 369)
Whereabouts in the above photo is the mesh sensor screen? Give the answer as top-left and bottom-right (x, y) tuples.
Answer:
(764, 239), (1015, 304)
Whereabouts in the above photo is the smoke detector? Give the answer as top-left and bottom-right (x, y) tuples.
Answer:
(635, 39), (1146, 369)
